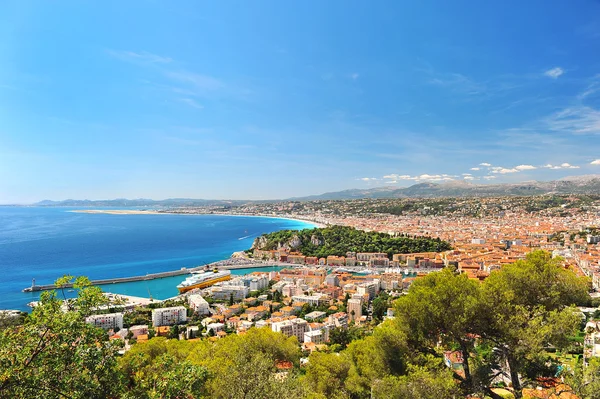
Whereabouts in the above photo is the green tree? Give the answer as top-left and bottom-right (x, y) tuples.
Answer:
(0, 276), (122, 399)
(479, 251), (589, 398)
(395, 268), (481, 391)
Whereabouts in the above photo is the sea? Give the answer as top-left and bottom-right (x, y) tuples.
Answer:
(0, 207), (316, 311)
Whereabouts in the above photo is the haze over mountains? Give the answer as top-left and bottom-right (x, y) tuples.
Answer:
(25, 175), (600, 206)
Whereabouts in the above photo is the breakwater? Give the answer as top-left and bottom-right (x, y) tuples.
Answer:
(22, 268), (194, 292)
(21, 262), (285, 293)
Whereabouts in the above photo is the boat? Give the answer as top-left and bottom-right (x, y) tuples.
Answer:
(176, 269), (231, 294)
(356, 268), (372, 274)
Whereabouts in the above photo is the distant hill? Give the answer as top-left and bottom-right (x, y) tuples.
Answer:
(289, 175), (600, 200)
(29, 175), (600, 206)
(32, 198), (252, 207)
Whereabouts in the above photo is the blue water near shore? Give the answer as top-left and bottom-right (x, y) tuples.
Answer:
(0, 207), (316, 311)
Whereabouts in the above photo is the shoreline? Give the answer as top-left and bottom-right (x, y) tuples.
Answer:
(68, 209), (327, 228)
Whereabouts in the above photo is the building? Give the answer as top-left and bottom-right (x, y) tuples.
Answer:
(291, 294), (327, 307)
(210, 285), (249, 301)
(326, 256), (346, 266)
(188, 295), (210, 315)
(304, 329), (328, 345)
(328, 312), (349, 328)
(357, 281), (379, 300)
(325, 274), (340, 287)
(129, 325), (149, 338)
(85, 313), (123, 330)
(356, 252), (388, 264)
(151, 306), (187, 327)
(272, 318), (309, 342)
(305, 311), (327, 321)
(347, 298), (363, 322)
(288, 254), (306, 264)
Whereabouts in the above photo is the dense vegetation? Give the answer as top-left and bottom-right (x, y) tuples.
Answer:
(252, 225), (451, 258)
(0, 251), (598, 399)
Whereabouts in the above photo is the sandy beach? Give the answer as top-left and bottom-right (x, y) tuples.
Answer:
(68, 209), (327, 228)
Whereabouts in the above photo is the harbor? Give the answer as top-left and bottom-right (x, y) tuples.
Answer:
(21, 259), (285, 293)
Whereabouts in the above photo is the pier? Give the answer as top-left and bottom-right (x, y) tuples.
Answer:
(21, 261), (284, 293)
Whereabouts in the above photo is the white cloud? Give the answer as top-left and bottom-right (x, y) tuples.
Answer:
(359, 177), (378, 181)
(462, 173), (472, 176)
(515, 164), (537, 171)
(493, 168), (519, 174)
(561, 162), (579, 169)
(543, 163), (580, 169)
(106, 49), (172, 64)
(591, 159), (600, 165)
(546, 106), (600, 135)
(463, 176), (475, 180)
(470, 167), (480, 171)
(479, 162), (492, 167)
(381, 173), (454, 182)
(544, 67), (564, 79)
(483, 176), (496, 180)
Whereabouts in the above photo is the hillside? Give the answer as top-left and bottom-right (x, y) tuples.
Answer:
(250, 225), (451, 258)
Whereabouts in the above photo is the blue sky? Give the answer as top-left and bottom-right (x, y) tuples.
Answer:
(2, 1), (600, 203)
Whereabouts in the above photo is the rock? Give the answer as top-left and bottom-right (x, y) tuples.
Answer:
(311, 235), (323, 246)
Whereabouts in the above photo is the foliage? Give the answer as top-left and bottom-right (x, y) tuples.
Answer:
(0, 276), (122, 399)
(253, 225), (451, 258)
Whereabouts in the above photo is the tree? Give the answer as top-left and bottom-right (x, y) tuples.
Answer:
(371, 365), (460, 399)
(479, 251), (589, 398)
(395, 268), (481, 392)
(0, 276), (123, 399)
(304, 351), (352, 399)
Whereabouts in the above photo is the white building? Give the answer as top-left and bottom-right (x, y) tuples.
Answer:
(151, 306), (187, 327)
(357, 281), (379, 300)
(272, 318), (309, 342)
(291, 294), (327, 307)
(129, 325), (149, 338)
(471, 238), (486, 245)
(188, 295), (210, 315)
(210, 285), (249, 301)
(304, 329), (328, 345)
(85, 313), (123, 330)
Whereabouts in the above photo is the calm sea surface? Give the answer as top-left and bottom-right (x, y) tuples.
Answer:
(0, 207), (315, 311)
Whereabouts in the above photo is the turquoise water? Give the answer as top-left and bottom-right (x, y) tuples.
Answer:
(0, 207), (315, 311)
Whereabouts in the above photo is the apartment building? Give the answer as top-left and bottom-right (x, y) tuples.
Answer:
(85, 312), (124, 330)
(151, 306), (187, 327)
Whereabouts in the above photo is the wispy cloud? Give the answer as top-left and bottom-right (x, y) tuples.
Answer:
(470, 167), (480, 171)
(178, 98), (204, 109)
(544, 67), (564, 79)
(106, 50), (172, 64)
(358, 177), (378, 181)
(591, 159), (600, 165)
(349, 73), (359, 80)
(479, 162), (492, 167)
(483, 176), (496, 180)
(546, 106), (600, 134)
(165, 71), (224, 91)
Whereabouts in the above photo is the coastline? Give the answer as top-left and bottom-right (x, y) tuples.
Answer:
(69, 209), (327, 228)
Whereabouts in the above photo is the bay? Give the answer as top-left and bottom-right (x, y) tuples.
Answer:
(0, 207), (315, 311)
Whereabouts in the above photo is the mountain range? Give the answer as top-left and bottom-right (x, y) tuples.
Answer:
(29, 175), (600, 206)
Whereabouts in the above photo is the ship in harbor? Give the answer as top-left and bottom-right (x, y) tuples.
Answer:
(176, 269), (231, 294)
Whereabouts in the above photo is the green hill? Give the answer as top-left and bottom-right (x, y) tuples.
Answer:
(251, 225), (451, 258)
